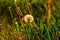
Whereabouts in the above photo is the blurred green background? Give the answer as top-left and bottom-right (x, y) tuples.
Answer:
(0, 0), (60, 40)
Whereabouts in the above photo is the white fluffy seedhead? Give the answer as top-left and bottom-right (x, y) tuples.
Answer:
(23, 15), (34, 23)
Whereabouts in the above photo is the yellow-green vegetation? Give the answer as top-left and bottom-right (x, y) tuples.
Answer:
(0, 0), (60, 40)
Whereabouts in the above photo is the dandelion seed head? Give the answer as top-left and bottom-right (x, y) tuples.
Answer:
(23, 15), (34, 23)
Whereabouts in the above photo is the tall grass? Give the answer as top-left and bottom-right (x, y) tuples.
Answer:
(0, 0), (60, 40)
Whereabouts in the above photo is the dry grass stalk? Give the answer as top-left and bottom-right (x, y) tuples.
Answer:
(46, 0), (52, 25)
(25, 0), (33, 15)
(16, 6), (23, 17)
(16, 6), (24, 28)
(28, 3), (33, 15)
(8, 6), (15, 29)
(9, 6), (13, 18)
